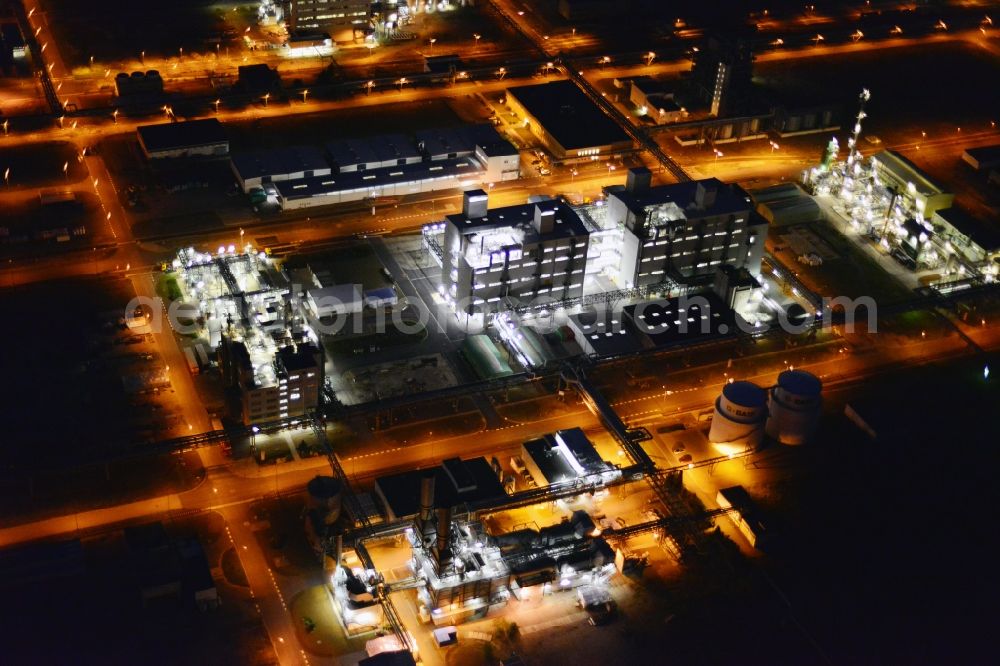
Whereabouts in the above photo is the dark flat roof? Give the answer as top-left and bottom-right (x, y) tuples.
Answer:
(555, 428), (605, 473)
(275, 157), (483, 201)
(232, 145), (330, 180)
(609, 178), (753, 219)
(567, 310), (645, 357)
(506, 80), (632, 151)
(523, 437), (577, 484)
(137, 119), (227, 153)
(962, 144), (1000, 164)
(360, 651), (417, 666)
(446, 198), (589, 240)
(624, 293), (735, 348)
(935, 207), (1000, 251)
(630, 76), (675, 97)
(375, 457), (506, 519)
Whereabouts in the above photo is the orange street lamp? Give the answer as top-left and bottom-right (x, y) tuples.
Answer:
(213, 99), (221, 113)
(497, 67), (506, 80)
(473, 33), (481, 49)
(645, 51), (656, 66)
(300, 89), (309, 102)
(813, 34), (824, 47)
(2, 119), (8, 135)
(397, 77), (407, 91)
(365, 80), (375, 95)
(263, 93), (270, 107)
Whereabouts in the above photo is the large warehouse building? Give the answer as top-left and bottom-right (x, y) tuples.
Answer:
(230, 124), (519, 210)
(231, 145), (332, 192)
(505, 80), (634, 161)
(137, 119), (229, 160)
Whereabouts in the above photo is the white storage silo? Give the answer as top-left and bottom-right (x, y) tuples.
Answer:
(766, 369), (822, 445)
(709, 381), (768, 450)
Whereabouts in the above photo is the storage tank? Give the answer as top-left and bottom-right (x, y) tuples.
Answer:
(709, 380), (767, 449)
(766, 369), (822, 445)
(306, 476), (342, 525)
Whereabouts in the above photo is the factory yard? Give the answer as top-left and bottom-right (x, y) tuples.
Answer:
(3, 2), (1000, 665)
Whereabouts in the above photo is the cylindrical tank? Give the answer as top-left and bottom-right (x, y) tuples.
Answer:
(306, 476), (342, 525)
(709, 380), (767, 449)
(766, 369), (822, 445)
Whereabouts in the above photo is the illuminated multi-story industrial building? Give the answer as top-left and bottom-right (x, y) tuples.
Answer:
(219, 338), (324, 425)
(433, 190), (590, 317)
(690, 27), (755, 117)
(282, 0), (370, 42)
(169, 246), (326, 426)
(602, 169), (768, 288)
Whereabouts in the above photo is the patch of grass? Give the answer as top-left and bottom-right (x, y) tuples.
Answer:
(290, 585), (365, 658)
(156, 274), (183, 302)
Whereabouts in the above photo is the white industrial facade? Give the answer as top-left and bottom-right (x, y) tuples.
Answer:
(230, 124), (519, 211)
(275, 158), (484, 210)
(436, 191), (590, 316)
(601, 169), (768, 289)
(231, 146), (332, 192)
